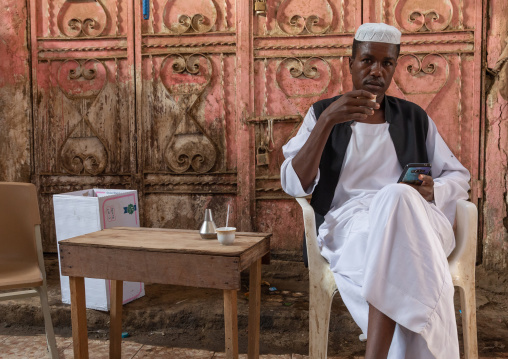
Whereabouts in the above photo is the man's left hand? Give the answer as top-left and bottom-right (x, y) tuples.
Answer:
(406, 174), (434, 202)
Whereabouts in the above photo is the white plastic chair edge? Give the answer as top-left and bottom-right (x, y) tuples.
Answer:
(296, 197), (337, 295)
(448, 199), (479, 359)
(296, 197), (338, 359)
(448, 199), (478, 285)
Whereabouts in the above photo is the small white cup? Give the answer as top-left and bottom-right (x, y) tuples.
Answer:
(216, 227), (236, 245)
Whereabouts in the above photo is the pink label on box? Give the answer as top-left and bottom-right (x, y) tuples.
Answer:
(101, 193), (138, 226)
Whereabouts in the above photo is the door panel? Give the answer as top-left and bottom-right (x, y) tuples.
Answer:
(31, 0), (135, 251)
(136, 0), (239, 232)
(365, 0), (482, 201)
(31, 0), (482, 254)
(252, 0), (361, 250)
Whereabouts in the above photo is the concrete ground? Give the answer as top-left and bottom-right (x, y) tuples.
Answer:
(1, 332), (508, 359)
(0, 254), (507, 358)
(1, 331), (367, 358)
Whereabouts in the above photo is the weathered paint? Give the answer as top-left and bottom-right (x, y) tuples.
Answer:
(1, 0), (506, 266)
(252, 0), (482, 251)
(483, 0), (508, 270)
(252, 0), (358, 251)
(365, 0), (483, 203)
(0, 0), (31, 182)
(137, 0), (245, 237)
(28, 0), (136, 250)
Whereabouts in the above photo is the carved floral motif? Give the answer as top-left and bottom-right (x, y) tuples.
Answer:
(57, 0), (109, 37)
(163, 0), (217, 34)
(394, 0), (453, 32)
(276, 0), (333, 35)
(275, 57), (331, 115)
(160, 54), (217, 173)
(59, 120), (108, 175)
(57, 59), (107, 99)
(57, 59), (109, 175)
(392, 53), (450, 109)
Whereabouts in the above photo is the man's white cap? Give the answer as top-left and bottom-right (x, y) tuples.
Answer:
(354, 23), (401, 45)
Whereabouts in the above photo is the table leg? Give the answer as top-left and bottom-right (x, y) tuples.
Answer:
(69, 276), (88, 359)
(110, 280), (123, 359)
(248, 258), (261, 359)
(223, 289), (239, 359)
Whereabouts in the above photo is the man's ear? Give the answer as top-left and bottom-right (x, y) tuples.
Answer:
(348, 56), (353, 74)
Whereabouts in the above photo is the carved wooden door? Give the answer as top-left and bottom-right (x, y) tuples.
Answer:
(30, 0), (137, 250)
(31, 0), (482, 253)
(250, 0), (482, 251)
(363, 0), (483, 205)
(251, 0), (362, 250)
(362, 0), (484, 255)
(135, 0), (242, 233)
(135, 0), (363, 250)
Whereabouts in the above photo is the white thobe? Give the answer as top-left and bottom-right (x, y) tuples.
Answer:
(281, 106), (470, 359)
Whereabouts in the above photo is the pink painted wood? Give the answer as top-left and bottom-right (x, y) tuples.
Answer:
(0, 0), (32, 183)
(252, 0), (483, 251)
(483, 0), (508, 269)
(363, 0), (483, 201)
(252, 0), (361, 249)
(30, 0), (137, 250)
(26, 0), (486, 260)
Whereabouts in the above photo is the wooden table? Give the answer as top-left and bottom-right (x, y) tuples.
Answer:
(59, 227), (271, 359)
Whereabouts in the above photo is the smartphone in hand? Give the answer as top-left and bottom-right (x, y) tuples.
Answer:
(397, 163), (432, 185)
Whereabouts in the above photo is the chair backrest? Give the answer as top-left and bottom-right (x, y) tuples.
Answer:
(0, 182), (41, 266)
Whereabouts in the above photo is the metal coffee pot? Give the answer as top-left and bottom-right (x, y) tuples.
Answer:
(199, 209), (217, 239)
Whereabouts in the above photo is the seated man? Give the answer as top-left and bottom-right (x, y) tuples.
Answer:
(280, 23), (470, 359)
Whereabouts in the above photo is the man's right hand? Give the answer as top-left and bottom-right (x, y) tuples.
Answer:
(320, 90), (379, 126)
(291, 90), (379, 190)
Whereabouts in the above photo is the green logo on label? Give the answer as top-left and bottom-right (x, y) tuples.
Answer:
(123, 204), (137, 215)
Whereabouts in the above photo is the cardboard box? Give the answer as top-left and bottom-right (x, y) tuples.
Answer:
(53, 189), (145, 311)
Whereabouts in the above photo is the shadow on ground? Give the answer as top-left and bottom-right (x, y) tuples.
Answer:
(0, 254), (507, 357)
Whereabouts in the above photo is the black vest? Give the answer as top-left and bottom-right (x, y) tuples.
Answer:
(310, 95), (429, 216)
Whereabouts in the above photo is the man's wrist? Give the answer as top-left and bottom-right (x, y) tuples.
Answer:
(319, 113), (342, 131)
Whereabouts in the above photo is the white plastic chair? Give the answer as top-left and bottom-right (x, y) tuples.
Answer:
(296, 197), (478, 359)
(0, 182), (58, 359)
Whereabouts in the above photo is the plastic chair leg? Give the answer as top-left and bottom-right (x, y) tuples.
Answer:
(37, 286), (58, 359)
(458, 283), (478, 359)
(309, 286), (334, 359)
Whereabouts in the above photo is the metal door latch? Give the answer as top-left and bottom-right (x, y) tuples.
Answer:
(254, 0), (267, 16)
(256, 146), (270, 166)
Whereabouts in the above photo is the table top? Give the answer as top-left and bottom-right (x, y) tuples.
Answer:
(59, 227), (271, 289)
(59, 227), (271, 257)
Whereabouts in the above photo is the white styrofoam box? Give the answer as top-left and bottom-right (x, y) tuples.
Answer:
(53, 189), (145, 311)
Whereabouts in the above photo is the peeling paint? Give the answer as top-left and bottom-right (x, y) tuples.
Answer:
(483, 0), (508, 270)
(0, 0), (31, 183)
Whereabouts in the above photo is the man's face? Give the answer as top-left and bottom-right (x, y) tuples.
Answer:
(349, 41), (399, 98)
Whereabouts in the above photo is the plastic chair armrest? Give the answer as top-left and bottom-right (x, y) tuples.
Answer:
(295, 198), (337, 296)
